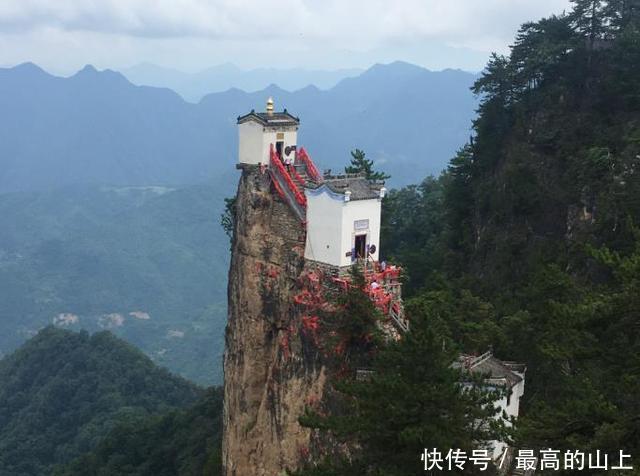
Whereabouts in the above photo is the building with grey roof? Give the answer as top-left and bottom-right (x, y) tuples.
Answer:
(456, 351), (526, 462)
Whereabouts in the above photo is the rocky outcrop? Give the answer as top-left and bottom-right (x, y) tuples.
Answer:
(222, 164), (327, 476)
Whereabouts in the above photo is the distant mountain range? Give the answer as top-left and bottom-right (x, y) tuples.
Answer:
(0, 60), (479, 192)
(122, 62), (363, 101)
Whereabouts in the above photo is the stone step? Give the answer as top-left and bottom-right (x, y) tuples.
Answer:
(269, 167), (306, 222)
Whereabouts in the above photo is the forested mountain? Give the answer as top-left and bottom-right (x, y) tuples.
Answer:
(0, 182), (230, 384)
(0, 327), (203, 475)
(377, 0), (640, 470)
(0, 61), (477, 192)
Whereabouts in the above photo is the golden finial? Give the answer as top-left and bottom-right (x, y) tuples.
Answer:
(266, 97), (274, 115)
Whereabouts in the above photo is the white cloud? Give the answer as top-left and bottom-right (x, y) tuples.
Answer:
(0, 0), (572, 72)
(0, 0), (307, 38)
(0, 0), (571, 41)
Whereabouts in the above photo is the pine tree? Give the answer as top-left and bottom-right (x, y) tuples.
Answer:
(570, 0), (610, 67)
(320, 265), (382, 369)
(344, 149), (390, 181)
(605, 0), (640, 29)
(571, 0), (608, 37)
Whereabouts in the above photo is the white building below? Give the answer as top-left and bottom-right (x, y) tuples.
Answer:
(456, 351), (526, 461)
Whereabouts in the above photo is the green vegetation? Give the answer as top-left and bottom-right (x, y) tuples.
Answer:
(344, 149), (391, 181)
(0, 183), (230, 384)
(55, 388), (223, 476)
(221, 196), (237, 244)
(319, 267), (382, 369)
(0, 327), (203, 475)
(380, 176), (447, 296)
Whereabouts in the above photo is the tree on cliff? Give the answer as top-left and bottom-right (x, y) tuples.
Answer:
(325, 266), (382, 367)
(220, 196), (236, 243)
(294, 296), (505, 476)
(344, 149), (390, 181)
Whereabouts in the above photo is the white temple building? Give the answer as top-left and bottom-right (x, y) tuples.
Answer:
(237, 97), (386, 269)
(304, 177), (385, 267)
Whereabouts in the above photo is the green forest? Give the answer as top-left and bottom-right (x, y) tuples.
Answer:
(382, 0), (640, 459)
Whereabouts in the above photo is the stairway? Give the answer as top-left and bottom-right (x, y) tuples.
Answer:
(268, 145), (307, 223)
(267, 145), (323, 224)
(270, 165), (306, 221)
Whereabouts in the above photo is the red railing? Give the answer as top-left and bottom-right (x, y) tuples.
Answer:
(270, 144), (307, 208)
(297, 147), (322, 183)
(330, 265), (408, 332)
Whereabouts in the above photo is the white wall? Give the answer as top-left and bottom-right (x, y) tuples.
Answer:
(305, 187), (382, 268)
(305, 189), (343, 266)
(238, 121), (298, 165)
(489, 378), (525, 460)
(261, 128), (298, 164)
(238, 121), (264, 165)
(340, 198), (381, 267)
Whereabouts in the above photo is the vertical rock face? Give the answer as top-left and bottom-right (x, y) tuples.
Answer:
(223, 165), (326, 476)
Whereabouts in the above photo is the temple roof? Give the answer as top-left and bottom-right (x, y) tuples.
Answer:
(306, 174), (384, 201)
(237, 110), (299, 127)
(454, 351), (525, 388)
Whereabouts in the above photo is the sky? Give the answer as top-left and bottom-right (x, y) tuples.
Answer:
(0, 0), (573, 74)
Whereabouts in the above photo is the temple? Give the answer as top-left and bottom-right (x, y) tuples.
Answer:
(227, 99), (526, 474)
(237, 98), (407, 333)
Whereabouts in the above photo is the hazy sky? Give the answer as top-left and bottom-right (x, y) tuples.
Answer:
(0, 0), (572, 74)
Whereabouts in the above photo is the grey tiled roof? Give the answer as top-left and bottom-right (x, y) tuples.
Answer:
(455, 352), (525, 388)
(306, 175), (384, 201)
(237, 110), (299, 127)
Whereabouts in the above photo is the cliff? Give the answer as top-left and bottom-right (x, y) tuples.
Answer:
(222, 164), (327, 476)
